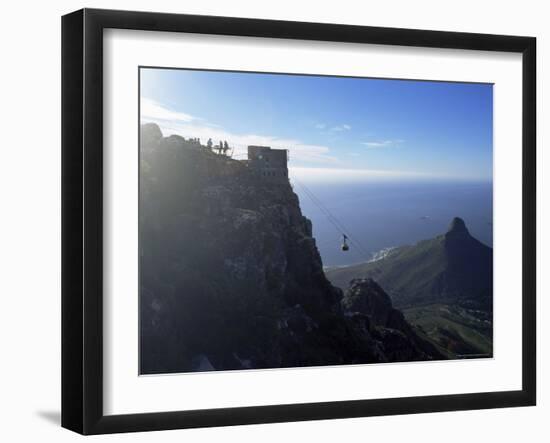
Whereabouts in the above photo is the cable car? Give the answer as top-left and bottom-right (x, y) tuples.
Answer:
(341, 234), (349, 252)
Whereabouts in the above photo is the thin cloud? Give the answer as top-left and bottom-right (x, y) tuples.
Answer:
(141, 97), (195, 123)
(330, 124), (352, 132)
(361, 139), (404, 148)
(140, 100), (339, 165)
(289, 166), (439, 183)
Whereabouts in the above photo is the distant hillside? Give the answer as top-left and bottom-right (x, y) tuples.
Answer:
(326, 217), (493, 310)
(326, 218), (493, 358)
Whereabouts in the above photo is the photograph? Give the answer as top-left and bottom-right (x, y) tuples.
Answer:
(138, 68), (494, 374)
(0, 0), (543, 439)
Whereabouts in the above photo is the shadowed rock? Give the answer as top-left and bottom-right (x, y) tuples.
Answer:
(447, 216), (469, 234)
(139, 124), (444, 373)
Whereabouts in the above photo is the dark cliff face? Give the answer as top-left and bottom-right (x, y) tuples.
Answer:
(342, 279), (443, 362)
(139, 124), (442, 373)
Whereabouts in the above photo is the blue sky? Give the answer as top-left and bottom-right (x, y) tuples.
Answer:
(140, 68), (493, 183)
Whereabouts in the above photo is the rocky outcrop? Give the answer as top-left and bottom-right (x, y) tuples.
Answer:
(342, 278), (393, 325)
(139, 124), (443, 373)
(342, 279), (442, 362)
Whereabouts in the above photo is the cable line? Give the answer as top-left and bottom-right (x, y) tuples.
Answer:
(291, 177), (371, 262)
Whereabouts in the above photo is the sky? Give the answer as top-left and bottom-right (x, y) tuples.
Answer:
(140, 68), (493, 183)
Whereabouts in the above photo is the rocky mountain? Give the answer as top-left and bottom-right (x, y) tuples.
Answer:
(326, 219), (493, 358)
(326, 217), (493, 309)
(139, 123), (443, 373)
(341, 279), (441, 362)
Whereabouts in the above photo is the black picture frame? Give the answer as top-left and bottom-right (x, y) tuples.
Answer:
(62, 8), (536, 435)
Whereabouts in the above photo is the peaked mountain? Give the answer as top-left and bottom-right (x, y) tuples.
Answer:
(326, 217), (493, 310)
(326, 218), (493, 358)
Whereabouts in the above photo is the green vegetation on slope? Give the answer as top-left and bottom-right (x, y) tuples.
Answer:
(403, 303), (492, 358)
(325, 218), (493, 359)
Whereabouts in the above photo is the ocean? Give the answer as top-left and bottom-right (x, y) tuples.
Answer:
(292, 180), (493, 267)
